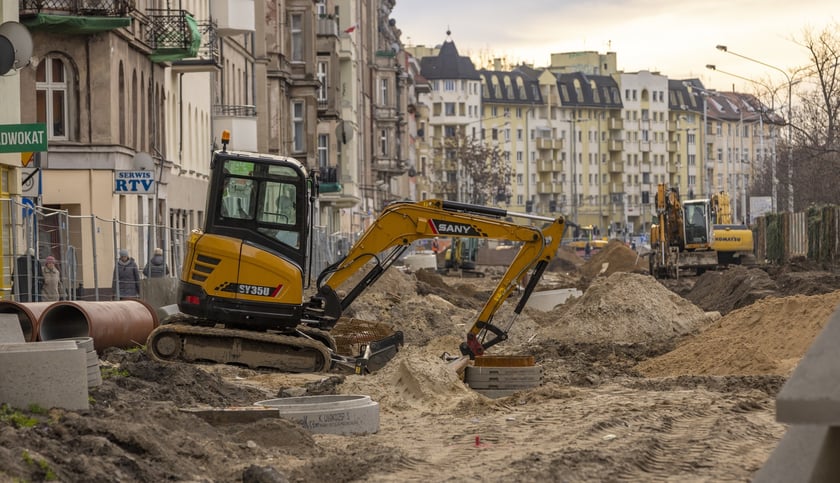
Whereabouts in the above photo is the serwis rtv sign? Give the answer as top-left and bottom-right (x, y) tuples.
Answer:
(114, 170), (155, 194)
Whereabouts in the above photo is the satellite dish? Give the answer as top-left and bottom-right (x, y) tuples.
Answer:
(0, 36), (13, 76)
(133, 152), (154, 170)
(0, 22), (33, 72)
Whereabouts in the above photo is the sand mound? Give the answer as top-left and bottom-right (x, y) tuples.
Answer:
(339, 345), (485, 412)
(637, 290), (840, 377)
(547, 245), (584, 273)
(536, 272), (711, 344)
(580, 240), (648, 280)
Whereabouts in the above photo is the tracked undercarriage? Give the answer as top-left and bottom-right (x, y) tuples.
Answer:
(146, 314), (403, 374)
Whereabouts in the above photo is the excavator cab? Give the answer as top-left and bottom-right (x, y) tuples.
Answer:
(176, 139), (315, 333)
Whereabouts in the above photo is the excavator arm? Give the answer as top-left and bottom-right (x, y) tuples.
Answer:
(305, 199), (567, 359)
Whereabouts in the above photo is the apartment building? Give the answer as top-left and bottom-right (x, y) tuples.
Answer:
(416, 36), (482, 203)
(478, 66), (541, 212)
(3, 0), (258, 295)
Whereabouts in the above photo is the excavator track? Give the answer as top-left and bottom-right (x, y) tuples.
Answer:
(146, 323), (333, 373)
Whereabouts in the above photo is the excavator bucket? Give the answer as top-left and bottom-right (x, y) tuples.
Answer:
(329, 317), (404, 374)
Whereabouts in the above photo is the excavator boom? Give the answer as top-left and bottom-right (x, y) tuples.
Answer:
(306, 199), (567, 359)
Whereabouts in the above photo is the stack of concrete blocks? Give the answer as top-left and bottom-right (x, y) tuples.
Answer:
(754, 306), (840, 482)
(0, 314), (90, 411)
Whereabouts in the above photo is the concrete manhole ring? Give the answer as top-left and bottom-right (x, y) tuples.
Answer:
(254, 394), (379, 435)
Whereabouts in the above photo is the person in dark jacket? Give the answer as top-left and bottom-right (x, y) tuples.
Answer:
(143, 248), (168, 278)
(112, 249), (141, 299)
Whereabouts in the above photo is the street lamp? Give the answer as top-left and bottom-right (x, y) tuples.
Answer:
(706, 63), (778, 213)
(715, 45), (794, 212)
(682, 81), (712, 199)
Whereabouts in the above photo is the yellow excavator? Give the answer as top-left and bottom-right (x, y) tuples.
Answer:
(146, 132), (568, 373)
(650, 183), (754, 278)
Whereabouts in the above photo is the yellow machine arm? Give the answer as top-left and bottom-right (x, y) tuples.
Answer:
(306, 199), (567, 359)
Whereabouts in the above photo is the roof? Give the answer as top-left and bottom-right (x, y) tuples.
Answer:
(479, 70), (543, 104)
(419, 40), (480, 80)
(555, 72), (622, 108)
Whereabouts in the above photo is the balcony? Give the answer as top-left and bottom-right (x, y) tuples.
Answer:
(608, 140), (623, 152)
(667, 120), (678, 131)
(146, 9), (202, 63)
(667, 163), (679, 174)
(609, 182), (624, 194)
(536, 138), (562, 150)
(19, 0), (132, 32)
(537, 181), (562, 194)
(319, 166), (342, 193)
(639, 140), (651, 152)
(607, 160), (623, 173)
(537, 159), (560, 173)
(373, 158), (407, 175)
(213, 105), (257, 152)
(171, 20), (220, 72)
(211, 0), (254, 35)
(667, 141), (678, 152)
(317, 17), (338, 36)
(608, 118), (623, 130)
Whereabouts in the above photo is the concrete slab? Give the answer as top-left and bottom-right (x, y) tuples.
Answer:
(754, 426), (840, 482)
(776, 306), (840, 424)
(0, 313), (25, 343)
(0, 341), (88, 411)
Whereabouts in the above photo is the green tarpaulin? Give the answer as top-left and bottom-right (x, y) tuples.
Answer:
(22, 14), (130, 34)
(149, 14), (201, 63)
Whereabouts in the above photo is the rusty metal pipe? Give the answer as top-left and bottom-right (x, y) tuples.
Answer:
(0, 301), (55, 342)
(39, 300), (159, 351)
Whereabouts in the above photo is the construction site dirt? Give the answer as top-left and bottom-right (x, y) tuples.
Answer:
(2, 239), (840, 482)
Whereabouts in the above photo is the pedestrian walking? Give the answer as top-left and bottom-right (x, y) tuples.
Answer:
(40, 256), (65, 302)
(143, 248), (169, 278)
(113, 249), (141, 299)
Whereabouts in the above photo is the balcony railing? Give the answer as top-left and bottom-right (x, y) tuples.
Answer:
(145, 9), (196, 51)
(20, 0), (133, 17)
(213, 105), (256, 117)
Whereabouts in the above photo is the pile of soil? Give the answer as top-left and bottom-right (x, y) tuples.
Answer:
(684, 266), (779, 315)
(579, 240), (648, 285)
(637, 290), (840, 377)
(532, 272), (712, 344)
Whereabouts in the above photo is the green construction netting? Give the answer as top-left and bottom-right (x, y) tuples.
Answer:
(149, 14), (201, 63)
(22, 14), (130, 34)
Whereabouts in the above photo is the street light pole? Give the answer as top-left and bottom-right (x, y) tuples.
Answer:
(716, 45), (794, 212)
(707, 63), (778, 213)
(683, 82), (712, 199)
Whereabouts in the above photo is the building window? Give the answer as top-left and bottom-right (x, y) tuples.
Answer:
(380, 78), (389, 105)
(292, 100), (305, 152)
(380, 129), (388, 156)
(317, 134), (328, 168)
(444, 102), (455, 116)
(317, 61), (328, 102)
(36, 56), (72, 140)
(444, 80), (455, 91)
(290, 14), (303, 62)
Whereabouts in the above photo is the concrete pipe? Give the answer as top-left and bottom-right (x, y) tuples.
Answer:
(39, 300), (159, 351)
(0, 301), (54, 342)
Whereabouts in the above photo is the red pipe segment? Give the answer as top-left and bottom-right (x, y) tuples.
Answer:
(0, 301), (54, 342)
(39, 300), (160, 351)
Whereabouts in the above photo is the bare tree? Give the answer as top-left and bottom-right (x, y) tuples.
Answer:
(790, 23), (840, 207)
(431, 133), (511, 206)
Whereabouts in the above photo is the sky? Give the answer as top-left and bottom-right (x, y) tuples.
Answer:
(391, 0), (837, 94)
